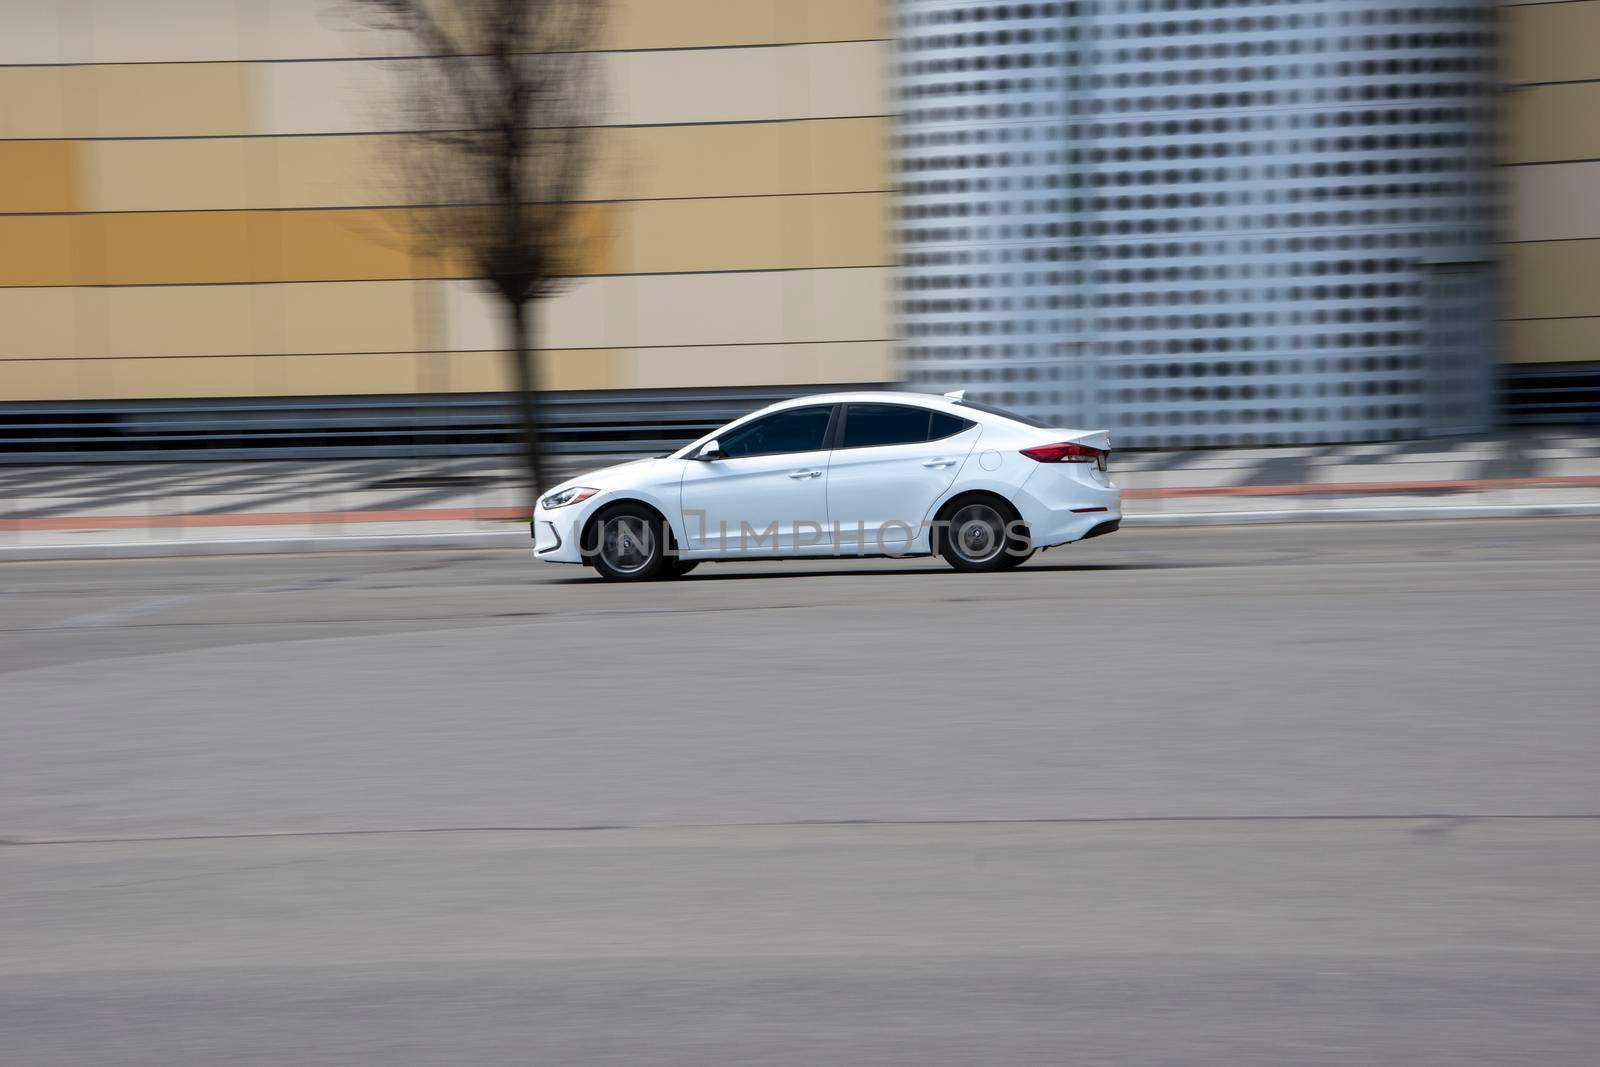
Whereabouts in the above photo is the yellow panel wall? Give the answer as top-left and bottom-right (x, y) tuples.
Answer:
(0, 0), (884, 63)
(1504, 84), (1600, 165)
(0, 269), (891, 364)
(606, 0), (884, 50)
(0, 198), (885, 288)
(1503, 320), (1600, 366)
(0, 2), (893, 403)
(0, 343), (897, 402)
(1504, 0), (1600, 85)
(1505, 162), (1600, 244)
(73, 119), (889, 213)
(0, 64), (252, 139)
(1502, 1), (1600, 366)
(0, 141), (79, 212)
(1504, 242), (1600, 321)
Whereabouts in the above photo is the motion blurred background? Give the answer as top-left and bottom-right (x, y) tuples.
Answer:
(0, 0), (1594, 465)
(5, 5), (1600, 1064)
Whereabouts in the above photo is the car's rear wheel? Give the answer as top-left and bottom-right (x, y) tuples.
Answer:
(938, 497), (1033, 573)
(587, 503), (673, 581)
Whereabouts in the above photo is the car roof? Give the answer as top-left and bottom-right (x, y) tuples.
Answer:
(670, 389), (1089, 458)
(762, 390), (959, 411)
(668, 392), (963, 457)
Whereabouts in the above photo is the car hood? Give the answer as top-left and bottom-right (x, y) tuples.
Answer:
(545, 456), (663, 497)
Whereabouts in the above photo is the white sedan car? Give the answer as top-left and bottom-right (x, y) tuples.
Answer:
(531, 391), (1120, 580)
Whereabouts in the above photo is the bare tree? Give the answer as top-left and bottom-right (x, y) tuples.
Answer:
(349, 0), (609, 500)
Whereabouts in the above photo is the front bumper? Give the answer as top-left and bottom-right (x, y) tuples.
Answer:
(530, 500), (596, 564)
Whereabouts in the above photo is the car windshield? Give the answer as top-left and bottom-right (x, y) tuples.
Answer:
(953, 398), (1051, 429)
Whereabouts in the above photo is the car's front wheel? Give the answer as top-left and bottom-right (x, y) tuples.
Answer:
(586, 503), (673, 581)
(938, 497), (1033, 573)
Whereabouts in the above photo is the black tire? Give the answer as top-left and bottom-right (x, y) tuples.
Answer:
(996, 547), (1036, 570)
(585, 503), (674, 582)
(670, 560), (700, 577)
(937, 496), (1033, 573)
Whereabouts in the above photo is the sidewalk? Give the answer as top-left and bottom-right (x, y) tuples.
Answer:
(4, 431), (1600, 559)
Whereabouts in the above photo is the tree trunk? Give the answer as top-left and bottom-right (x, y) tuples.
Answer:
(507, 298), (548, 506)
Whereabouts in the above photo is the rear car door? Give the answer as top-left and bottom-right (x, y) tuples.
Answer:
(679, 405), (836, 553)
(826, 403), (978, 552)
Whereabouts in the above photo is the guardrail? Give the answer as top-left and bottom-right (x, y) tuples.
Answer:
(0, 385), (887, 463)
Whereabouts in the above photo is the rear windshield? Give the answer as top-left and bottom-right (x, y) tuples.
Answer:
(953, 398), (1051, 429)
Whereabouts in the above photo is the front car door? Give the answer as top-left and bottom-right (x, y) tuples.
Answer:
(826, 403), (978, 552)
(679, 404), (837, 555)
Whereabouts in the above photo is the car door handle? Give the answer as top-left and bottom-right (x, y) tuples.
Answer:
(922, 459), (956, 469)
(788, 469), (822, 479)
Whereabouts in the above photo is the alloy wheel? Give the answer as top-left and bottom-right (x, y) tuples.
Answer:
(598, 515), (657, 576)
(947, 502), (1007, 565)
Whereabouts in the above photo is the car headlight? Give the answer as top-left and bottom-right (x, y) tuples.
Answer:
(540, 486), (600, 510)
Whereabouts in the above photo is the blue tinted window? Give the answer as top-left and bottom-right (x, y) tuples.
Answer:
(843, 404), (973, 448)
(718, 406), (832, 457)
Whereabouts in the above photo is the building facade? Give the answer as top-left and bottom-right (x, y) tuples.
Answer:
(1500, 0), (1600, 425)
(0, 1), (1595, 462)
(895, 0), (1502, 447)
(0, 0), (894, 458)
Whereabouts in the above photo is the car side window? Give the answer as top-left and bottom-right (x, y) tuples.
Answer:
(717, 406), (832, 458)
(927, 411), (974, 441)
(841, 404), (974, 449)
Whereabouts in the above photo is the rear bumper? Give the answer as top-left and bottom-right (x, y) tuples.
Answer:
(1078, 517), (1121, 541)
(1013, 465), (1122, 548)
(1021, 504), (1123, 548)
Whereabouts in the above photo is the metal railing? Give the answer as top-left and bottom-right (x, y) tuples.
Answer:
(1503, 364), (1600, 427)
(0, 385), (888, 463)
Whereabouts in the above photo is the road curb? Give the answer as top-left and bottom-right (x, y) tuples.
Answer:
(1123, 502), (1600, 527)
(0, 530), (531, 562)
(4, 502), (1600, 561)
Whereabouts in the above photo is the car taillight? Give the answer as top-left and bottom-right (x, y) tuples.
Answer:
(1020, 442), (1106, 464)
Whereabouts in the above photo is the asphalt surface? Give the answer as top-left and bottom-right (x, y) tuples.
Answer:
(3, 519), (1598, 1065)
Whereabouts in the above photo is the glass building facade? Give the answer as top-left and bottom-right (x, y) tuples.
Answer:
(895, 0), (1500, 446)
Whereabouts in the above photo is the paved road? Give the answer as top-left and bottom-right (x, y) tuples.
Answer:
(3, 520), (1598, 1064)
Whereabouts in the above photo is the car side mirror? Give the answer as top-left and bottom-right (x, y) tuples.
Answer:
(696, 439), (726, 461)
